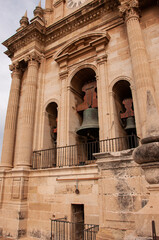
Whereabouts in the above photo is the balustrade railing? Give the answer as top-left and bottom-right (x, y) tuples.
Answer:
(51, 218), (99, 240)
(32, 135), (139, 170)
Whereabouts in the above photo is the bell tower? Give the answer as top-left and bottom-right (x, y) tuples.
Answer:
(0, 0), (159, 239)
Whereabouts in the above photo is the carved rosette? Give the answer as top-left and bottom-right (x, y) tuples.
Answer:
(119, 0), (140, 22)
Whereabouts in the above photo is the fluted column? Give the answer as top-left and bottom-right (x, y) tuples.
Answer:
(14, 53), (40, 169)
(0, 63), (22, 169)
(119, 0), (155, 137)
(96, 54), (111, 140)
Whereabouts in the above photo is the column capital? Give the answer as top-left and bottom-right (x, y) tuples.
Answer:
(96, 54), (107, 65)
(24, 52), (41, 66)
(9, 62), (23, 79)
(59, 70), (68, 80)
(9, 61), (20, 72)
(119, 0), (140, 22)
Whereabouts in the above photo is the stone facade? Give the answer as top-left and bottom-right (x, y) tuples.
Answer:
(0, 0), (159, 239)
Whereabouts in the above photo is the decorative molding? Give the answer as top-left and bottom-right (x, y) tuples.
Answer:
(59, 70), (69, 80)
(24, 52), (42, 65)
(2, 0), (118, 57)
(46, 0), (117, 45)
(12, 178), (21, 199)
(118, 0), (140, 21)
(3, 21), (46, 58)
(96, 54), (107, 64)
(9, 62), (20, 72)
(55, 33), (110, 69)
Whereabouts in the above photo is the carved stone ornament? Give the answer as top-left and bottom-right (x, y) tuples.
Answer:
(34, 6), (44, 19)
(96, 54), (107, 64)
(24, 52), (41, 64)
(119, 0), (140, 21)
(20, 16), (29, 28)
(2, 0), (117, 57)
(9, 62), (20, 72)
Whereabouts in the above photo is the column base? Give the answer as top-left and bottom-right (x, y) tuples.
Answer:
(14, 164), (31, 171)
(135, 184), (159, 238)
(0, 164), (12, 171)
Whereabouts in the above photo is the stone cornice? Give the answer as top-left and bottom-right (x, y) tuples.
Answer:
(2, 21), (46, 58)
(2, 0), (155, 58)
(2, 0), (118, 58)
(46, 0), (118, 44)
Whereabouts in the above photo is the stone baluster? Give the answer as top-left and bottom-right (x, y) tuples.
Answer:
(0, 63), (22, 169)
(119, 0), (155, 138)
(96, 54), (111, 140)
(14, 53), (40, 169)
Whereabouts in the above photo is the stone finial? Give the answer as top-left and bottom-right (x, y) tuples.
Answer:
(38, 0), (42, 7)
(118, 0), (140, 21)
(19, 11), (29, 28)
(33, 1), (43, 18)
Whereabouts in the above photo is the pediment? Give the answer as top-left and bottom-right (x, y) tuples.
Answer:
(55, 31), (110, 63)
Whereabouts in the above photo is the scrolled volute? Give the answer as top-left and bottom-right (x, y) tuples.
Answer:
(119, 0), (140, 21)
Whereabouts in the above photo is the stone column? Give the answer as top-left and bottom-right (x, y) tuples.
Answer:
(96, 54), (111, 140)
(14, 53), (40, 169)
(0, 63), (22, 169)
(58, 71), (68, 147)
(119, 0), (155, 138)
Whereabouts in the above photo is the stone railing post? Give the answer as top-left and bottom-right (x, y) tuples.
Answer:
(0, 62), (22, 169)
(119, 0), (155, 138)
(14, 53), (40, 169)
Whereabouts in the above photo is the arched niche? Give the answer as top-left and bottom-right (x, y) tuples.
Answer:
(69, 67), (98, 146)
(112, 80), (136, 138)
(43, 102), (58, 149)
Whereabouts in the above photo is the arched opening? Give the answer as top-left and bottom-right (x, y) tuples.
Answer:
(43, 102), (58, 149)
(113, 80), (137, 148)
(69, 67), (99, 163)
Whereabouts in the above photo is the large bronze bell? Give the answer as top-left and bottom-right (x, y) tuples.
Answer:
(125, 116), (136, 133)
(76, 108), (99, 139)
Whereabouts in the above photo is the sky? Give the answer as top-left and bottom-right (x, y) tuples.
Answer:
(0, 0), (45, 159)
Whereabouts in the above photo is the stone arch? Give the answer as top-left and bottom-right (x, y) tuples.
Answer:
(43, 100), (58, 150)
(111, 77), (138, 148)
(44, 98), (59, 112)
(109, 76), (134, 93)
(68, 64), (97, 86)
(68, 66), (99, 146)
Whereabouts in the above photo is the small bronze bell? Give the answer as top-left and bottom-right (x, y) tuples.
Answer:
(125, 116), (136, 133)
(76, 108), (99, 139)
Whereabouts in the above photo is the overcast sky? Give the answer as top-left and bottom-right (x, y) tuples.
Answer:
(0, 0), (45, 159)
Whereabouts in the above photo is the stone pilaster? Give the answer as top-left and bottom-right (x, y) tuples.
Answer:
(0, 63), (22, 169)
(58, 71), (68, 147)
(14, 53), (40, 169)
(96, 54), (111, 140)
(119, 0), (155, 138)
